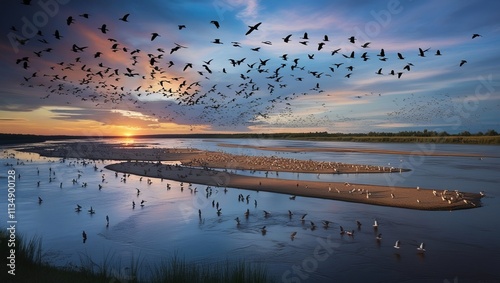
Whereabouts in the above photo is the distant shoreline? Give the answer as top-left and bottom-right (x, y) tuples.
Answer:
(1, 132), (499, 145)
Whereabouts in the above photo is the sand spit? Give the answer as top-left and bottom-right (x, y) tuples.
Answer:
(105, 162), (482, 211)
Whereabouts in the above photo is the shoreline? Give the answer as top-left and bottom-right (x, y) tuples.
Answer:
(105, 162), (482, 211)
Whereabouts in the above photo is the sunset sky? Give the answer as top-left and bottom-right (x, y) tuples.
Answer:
(1, 0), (499, 136)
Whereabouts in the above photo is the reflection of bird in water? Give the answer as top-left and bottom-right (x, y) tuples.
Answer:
(38, 196), (43, 204)
(75, 204), (82, 212)
(82, 230), (87, 243)
(88, 206), (95, 214)
(290, 231), (297, 240)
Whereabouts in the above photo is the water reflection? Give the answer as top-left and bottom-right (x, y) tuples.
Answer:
(1, 140), (499, 282)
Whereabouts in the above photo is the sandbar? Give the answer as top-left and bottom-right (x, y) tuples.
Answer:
(105, 162), (482, 211)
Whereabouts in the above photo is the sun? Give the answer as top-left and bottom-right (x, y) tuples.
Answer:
(123, 132), (133, 137)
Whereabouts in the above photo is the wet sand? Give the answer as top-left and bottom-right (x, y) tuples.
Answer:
(105, 162), (482, 211)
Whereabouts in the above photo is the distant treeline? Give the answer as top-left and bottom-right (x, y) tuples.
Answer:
(1, 129), (499, 145)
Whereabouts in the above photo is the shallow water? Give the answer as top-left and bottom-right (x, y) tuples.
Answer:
(1, 138), (499, 282)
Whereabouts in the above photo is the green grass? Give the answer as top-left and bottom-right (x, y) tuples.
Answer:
(0, 230), (275, 283)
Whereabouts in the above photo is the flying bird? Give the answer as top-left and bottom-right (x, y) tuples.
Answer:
(151, 33), (160, 41)
(472, 33), (482, 39)
(210, 20), (220, 29)
(459, 60), (467, 67)
(98, 24), (109, 34)
(245, 22), (262, 35)
(119, 13), (130, 22)
(283, 34), (292, 43)
(53, 30), (62, 39)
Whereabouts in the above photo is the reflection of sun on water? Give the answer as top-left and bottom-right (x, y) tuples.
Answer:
(122, 133), (134, 145)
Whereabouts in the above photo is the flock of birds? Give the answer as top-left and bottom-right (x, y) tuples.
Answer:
(10, 3), (485, 129)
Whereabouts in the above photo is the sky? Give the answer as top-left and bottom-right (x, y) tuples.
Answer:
(1, 0), (499, 136)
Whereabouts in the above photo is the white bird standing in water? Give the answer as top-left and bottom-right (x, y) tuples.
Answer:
(394, 240), (401, 249)
(417, 242), (426, 253)
(373, 219), (378, 229)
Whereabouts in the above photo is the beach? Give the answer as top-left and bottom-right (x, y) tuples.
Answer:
(20, 141), (482, 211)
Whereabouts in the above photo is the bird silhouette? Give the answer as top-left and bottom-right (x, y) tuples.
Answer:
(119, 13), (130, 22)
(99, 24), (109, 34)
(151, 33), (160, 41)
(245, 22), (262, 35)
(210, 20), (220, 29)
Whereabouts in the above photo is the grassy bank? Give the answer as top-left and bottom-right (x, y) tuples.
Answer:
(0, 230), (274, 283)
(285, 135), (500, 144)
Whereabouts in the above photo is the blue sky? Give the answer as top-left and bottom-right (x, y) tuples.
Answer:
(0, 0), (499, 135)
